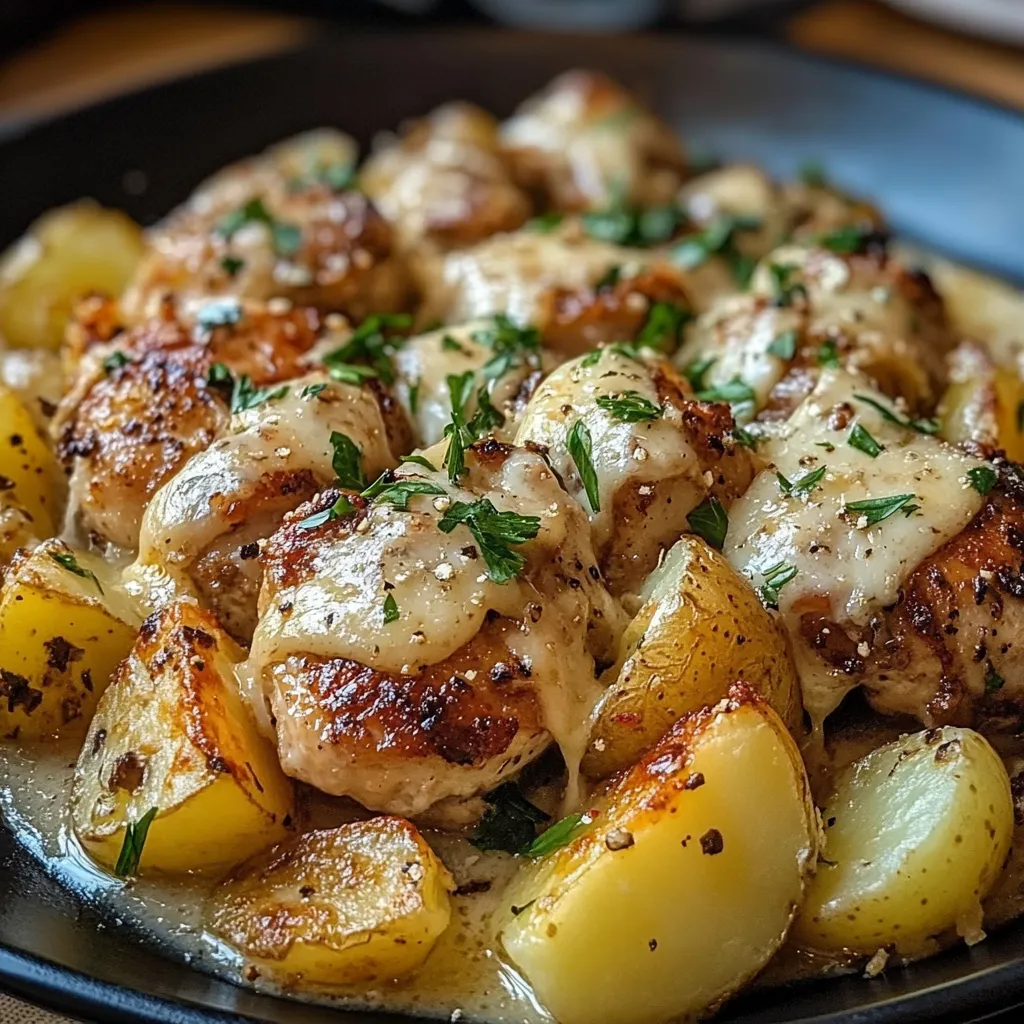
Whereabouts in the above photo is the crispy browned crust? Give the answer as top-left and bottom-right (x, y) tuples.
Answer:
(536, 266), (692, 357)
(271, 619), (543, 767)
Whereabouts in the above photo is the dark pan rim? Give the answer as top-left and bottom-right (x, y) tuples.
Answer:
(1, 27), (1023, 1024)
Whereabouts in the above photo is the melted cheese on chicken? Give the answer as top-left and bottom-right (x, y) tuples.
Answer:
(725, 369), (985, 722)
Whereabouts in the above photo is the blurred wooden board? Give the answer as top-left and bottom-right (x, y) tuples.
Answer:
(0, 1), (1021, 121)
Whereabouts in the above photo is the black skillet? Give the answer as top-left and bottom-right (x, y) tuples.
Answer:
(1, 27), (1024, 1024)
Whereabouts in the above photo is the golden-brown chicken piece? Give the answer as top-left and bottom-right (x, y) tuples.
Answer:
(120, 131), (412, 323)
(677, 243), (954, 422)
(500, 70), (687, 212)
(55, 299), (328, 550)
(361, 102), (532, 250)
(251, 442), (626, 816)
(515, 348), (755, 599)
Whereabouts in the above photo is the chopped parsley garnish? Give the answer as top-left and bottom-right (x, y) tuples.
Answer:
(368, 479), (447, 510)
(296, 492), (356, 530)
(399, 453), (437, 471)
(329, 431), (365, 491)
(409, 378), (421, 414)
(527, 212), (565, 234)
(696, 377), (755, 406)
(442, 372), (477, 482)
(442, 334), (467, 353)
(471, 784), (550, 854)
(521, 812), (590, 859)
(731, 424), (763, 450)
(580, 349), (603, 369)
(673, 214), (762, 279)
(217, 197), (302, 257)
(113, 806), (158, 878)
(196, 298), (243, 333)
(768, 263), (808, 308)
(817, 339), (841, 368)
(103, 351), (130, 373)
(853, 393), (939, 435)
(985, 662), (1005, 694)
(687, 496), (728, 550)
(777, 465), (827, 496)
(220, 254), (245, 278)
(48, 551), (103, 593)
(681, 354), (715, 392)
(595, 391), (663, 423)
(290, 162), (357, 193)
(595, 265), (622, 290)
(328, 363), (378, 387)
(207, 364), (288, 415)
(636, 301), (692, 354)
(767, 330), (798, 360)
(815, 441), (836, 452)
(301, 382), (327, 399)
(758, 561), (798, 609)
(844, 493), (919, 525)
(382, 592), (399, 624)
(968, 466), (998, 495)
(471, 386), (506, 436)
(567, 420), (600, 513)
(473, 314), (541, 381)
(816, 225), (884, 255)
(848, 423), (882, 458)
(437, 499), (541, 584)
(581, 197), (681, 247)
(322, 312), (414, 384)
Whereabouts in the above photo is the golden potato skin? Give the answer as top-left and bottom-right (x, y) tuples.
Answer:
(0, 384), (60, 538)
(0, 202), (143, 350)
(209, 819), (454, 984)
(71, 601), (293, 874)
(584, 536), (802, 778)
(0, 540), (140, 740)
(793, 726), (1013, 957)
(500, 683), (818, 1024)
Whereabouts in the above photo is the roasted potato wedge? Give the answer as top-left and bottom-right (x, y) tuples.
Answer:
(0, 202), (143, 351)
(584, 536), (802, 778)
(71, 601), (293, 874)
(793, 726), (1013, 957)
(0, 383), (60, 536)
(209, 819), (454, 984)
(0, 539), (139, 739)
(500, 683), (818, 1024)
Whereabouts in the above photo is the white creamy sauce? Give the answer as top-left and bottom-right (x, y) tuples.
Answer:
(725, 368), (984, 722)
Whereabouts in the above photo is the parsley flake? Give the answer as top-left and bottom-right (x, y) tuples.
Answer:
(768, 263), (808, 308)
(681, 355), (715, 392)
(673, 214), (762, 278)
(844, 493), (919, 526)
(687, 496), (728, 550)
(437, 499), (541, 584)
(968, 466), (998, 495)
(301, 383), (327, 399)
(526, 212), (565, 234)
(521, 813), (590, 859)
(767, 330), (798, 360)
(217, 197), (302, 257)
(329, 431), (365, 491)
(758, 561), (798, 610)
(103, 351), (130, 373)
(114, 806), (158, 878)
(382, 592), (399, 624)
(322, 313), (413, 384)
(853, 393), (939, 435)
(985, 662), (1005, 693)
(48, 551), (103, 594)
(567, 420), (600, 513)
(296, 493), (357, 530)
(848, 423), (882, 458)
(473, 315), (541, 381)
(399, 454), (437, 471)
(777, 465), (827, 496)
(696, 377), (755, 406)
(595, 391), (663, 423)
(220, 254), (245, 278)
(817, 340), (841, 368)
(636, 302), (691, 354)
(471, 784), (550, 854)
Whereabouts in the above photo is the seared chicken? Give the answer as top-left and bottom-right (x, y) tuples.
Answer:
(251, 441), (625, 816)
(121, 130), (411, 324)
(361, 102), (532, 250)
(516, 347), (755, 598)
(500, 70), (687, 211)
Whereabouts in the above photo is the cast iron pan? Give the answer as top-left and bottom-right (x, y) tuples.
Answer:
(1, 27), (1023, 1024)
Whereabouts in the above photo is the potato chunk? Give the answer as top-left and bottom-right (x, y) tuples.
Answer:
(209, 819), (454, 984)
(584, 536), (802, 778)
(0, 384), (60, 537)
(71, 601), (293, 874)
(0, 540), (139, 739)
(793, 726), (1013, 957)
(0, 202), (143, 351)
(500, 683), (818, 1024)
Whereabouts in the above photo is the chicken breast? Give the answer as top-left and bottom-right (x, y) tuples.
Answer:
(515, 347), (755, 599)
(677, 243), (954, 420)
(127, 374), (405, 642)
(251, 441), (626, 816)
(121, 131), (411, 324)
(500, 70), (687, 211)
(361, 102), (532, 250)
(55, 299), (330, 550)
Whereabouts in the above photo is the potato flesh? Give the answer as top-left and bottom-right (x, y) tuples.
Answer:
(793, 726), (1013, 956)
(0, 384), (59, 536)
(72, 601), (293, 874)
(584, 536), (802, 778)
(0, 203), (143, 351)
(501, 686), (817, 1024)
(209, 819), (454, 984)
(0, 540), (139, 739)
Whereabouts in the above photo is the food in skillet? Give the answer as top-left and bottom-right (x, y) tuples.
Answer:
(1, 69), (1023, 1024)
